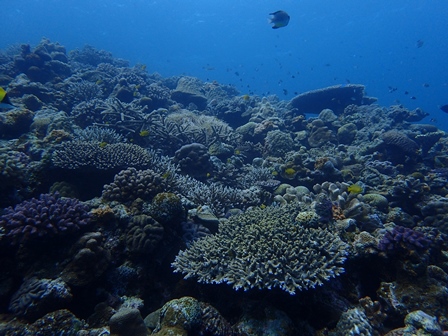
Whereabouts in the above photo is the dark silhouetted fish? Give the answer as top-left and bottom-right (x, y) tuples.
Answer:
(388, 86), (397, 93)
(439, 104), (448, 113)
(269, 10), (290, 29)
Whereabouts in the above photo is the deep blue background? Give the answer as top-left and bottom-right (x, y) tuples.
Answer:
(1, 0), (447, 129)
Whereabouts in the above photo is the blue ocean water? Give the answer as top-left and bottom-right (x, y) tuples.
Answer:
(2, 0), (448, 129)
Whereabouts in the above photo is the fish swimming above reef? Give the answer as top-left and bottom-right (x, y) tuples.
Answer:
(439, 104), (448, 113)
(0, 87), (14, 109)
(347, 184), (363, 194)
(269, 10), (290, 29)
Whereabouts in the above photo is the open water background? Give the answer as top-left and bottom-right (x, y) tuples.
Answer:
(1, 0), (447, 129)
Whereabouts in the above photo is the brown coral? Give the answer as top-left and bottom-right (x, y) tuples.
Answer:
(102, 167), (166, 203)
(332, 204), (346, 220)
(381, 130), (419, 155)
(125, 214), (164, 256)
(60, 232), (111, 286)
(314, 157), (330, 170)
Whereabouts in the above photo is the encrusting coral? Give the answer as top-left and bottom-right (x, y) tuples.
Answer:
(9, 277), (72, 319)
(173, 203), (348, 294)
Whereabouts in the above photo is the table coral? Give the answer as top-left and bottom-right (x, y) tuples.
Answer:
(290, 84), (375, 115)
(52, 141), (152, 170)
(171, 76), (208, 110)
(173, 203), (348, 294)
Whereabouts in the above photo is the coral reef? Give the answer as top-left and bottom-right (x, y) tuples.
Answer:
(174, 142), (211, 177)
(73, 125), (124, 143)
(385, 310), (444, 336)
(264, 129), (294, 157)
(2, 39), (448, 335)
(9, 277), (72, 320)
(102, 167), (166, 203)
(109, 308), (148, 336)
(236, 305), (295, 336)
(60, 232), (111, 286)
(149, 192), (184, 226)
(173, 203), (348, 294)
(152, 296), (202, 335)
(0, 150), (33, 204)
(13, 38), (71, 83)
(125, 214), (164, 256)
(0, 192), (91, 245)
(0, 108), (34, 139)
(171, 76), (208, 110)
(378, 225), (430, 254)
(329, 307), (373, 336)
(52, 141), (152, 170)
(290, 84), (376, 115)
(381, 130), (420, 158)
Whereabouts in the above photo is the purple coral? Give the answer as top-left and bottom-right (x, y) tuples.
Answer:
(378, 226), (430, 253)
(0, 192), (91, 245)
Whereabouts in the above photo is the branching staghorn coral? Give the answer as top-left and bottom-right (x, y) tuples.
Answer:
(73, 126), (124, 143)
(94, 98), (151, 133)
(173, 173), (255, 216)
(236, 166), (279, 190)
(173, 203), (348, 294)
(139, 110), (241, 153)
(67, 79), (103, 104)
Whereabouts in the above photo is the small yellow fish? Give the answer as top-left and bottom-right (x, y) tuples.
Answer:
(242, 94), (250, 101)
(347, 184), (363, 194)
(139, 130), (150, 137)
(284, 167), (296, 176)
(137, 64), (147, 71)
(260, 204), (267, 209)
(95, 79), (103, 85)
(206, 172), (211, 177)
(234, 149), (241, 155)
(271, 171), (278, 176)
(99, 141), (108, 148)
(0, 87), (14, 109)
(162, 172), (171, 179)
